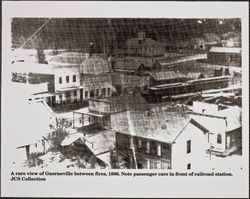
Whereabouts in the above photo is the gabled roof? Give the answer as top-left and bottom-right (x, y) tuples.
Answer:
(80, 56), (110, 75)
(148, 70), (204, 81)
(89, 94), (149, 113)
(189, 118), (209, 133)
(190, 114), (227, 135)
(215, 106), (242, 131)
(190, 102), (242, 133)
(112, 109), (191, 143)
(48, 52), (87, 66)
(148, 70), (185, 81)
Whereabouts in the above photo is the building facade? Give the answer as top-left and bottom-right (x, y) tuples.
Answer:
(126, 31), (165, 57)
(47, 52), (113, 110)
(190, 101), (242, 156)
(207, 47), (241, 67)
(114, 110), (210, 169)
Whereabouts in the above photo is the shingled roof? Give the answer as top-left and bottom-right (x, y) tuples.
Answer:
(114, 57), (155, 70)
(112, 109), (191, 143)
(80, 56), (110, 75)
(48, 52), (87, 66)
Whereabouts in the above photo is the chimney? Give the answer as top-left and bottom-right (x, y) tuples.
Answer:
(138, 31), (146, 43)
(37, 49), (47, 64)
(88, 43), (94, 58)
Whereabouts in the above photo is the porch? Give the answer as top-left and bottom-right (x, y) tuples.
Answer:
(73, 108), (111, 133)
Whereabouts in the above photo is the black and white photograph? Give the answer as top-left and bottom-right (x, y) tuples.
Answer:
(10, 17), (243, 170)
(1, 1), (249, 198)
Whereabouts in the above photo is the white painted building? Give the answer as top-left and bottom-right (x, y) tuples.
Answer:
(171, 119), (210, 170)
(190, 101), (242, 154)
(48, 52), (113, 108)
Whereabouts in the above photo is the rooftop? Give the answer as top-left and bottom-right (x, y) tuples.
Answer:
(112, 109), (191, 143)
(148, 70), (186, 81)
(48, 52), (87, 66)
(209, 47), (241, 54)
(80, 56), (110, 75)
(114, 57), (155, 70)
(190, 102), (242, 132)
(11, 61), (54, 75)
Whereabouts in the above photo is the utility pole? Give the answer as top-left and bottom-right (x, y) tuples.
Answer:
(126, 110), (138, 169)
(103, 21), (106, 56)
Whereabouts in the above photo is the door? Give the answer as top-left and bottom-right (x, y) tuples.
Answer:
(80, 89), (83, 102)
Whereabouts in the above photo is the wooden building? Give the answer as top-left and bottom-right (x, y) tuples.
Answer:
(207, 47), (241, 67)
(190, 101), (242, 156)
(114, 110), (211, 169)
(47, 52), (113, 110)
(126, 31), (165, 57)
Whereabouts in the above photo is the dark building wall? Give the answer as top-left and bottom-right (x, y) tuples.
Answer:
(28, 73), (55, 92)
(226, 127), (242, 151)
(133, 136), (171, 160)
(149, 77), (186, 86)
(116, 132), (131, 155)
(207, 52), (241, 67)
(116, 132), (172, 167)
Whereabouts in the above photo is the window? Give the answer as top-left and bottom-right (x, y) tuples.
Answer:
(217, 134), (222, 144)
(146, 160), (150, 169)
(74, 90), (77, 97)
(150, 160), (154, 169)
(80, 89), (83, 101)
(96, 89), (99, 97)
(66, 76), (69, 83)
(187, 140), (191, 154)
(101, 88), (106, 96)
(156, 162), (161, 169)
(73, 75), (76, 82)
(146, 141), (150, 154)
(85, 91), (88, 98)
(107, 88), (111, 96)
(138, 140), (142, 150)
(59, 77), (62, 84)
(187, 163), (191, 170)
(66, 91), (71, 98)
(157, 143), (161, 156)
(90, 90), (94, 98)
(65, 92), (71, 103)
(153, 161), (158, 169)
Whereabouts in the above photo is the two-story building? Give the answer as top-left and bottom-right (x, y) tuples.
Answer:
(72, 94), (149, 130)
(207, 47), (241, 67)
(80, 56), (113, 100)
(48, 52), (86, 109)
(112, 72), (150, 95)
(113, 109), (211, 170)
(126, 31), (165, 57)
(47, 52), (113, 110)
(189, 101), (242, 156)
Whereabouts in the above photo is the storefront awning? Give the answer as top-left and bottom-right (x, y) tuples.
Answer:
(74, 109), (105, 118)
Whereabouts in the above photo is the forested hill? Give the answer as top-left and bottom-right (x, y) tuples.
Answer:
(12, 18), (241, 52)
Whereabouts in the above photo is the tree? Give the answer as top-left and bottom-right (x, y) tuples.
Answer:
(47, 118), (70, 152)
